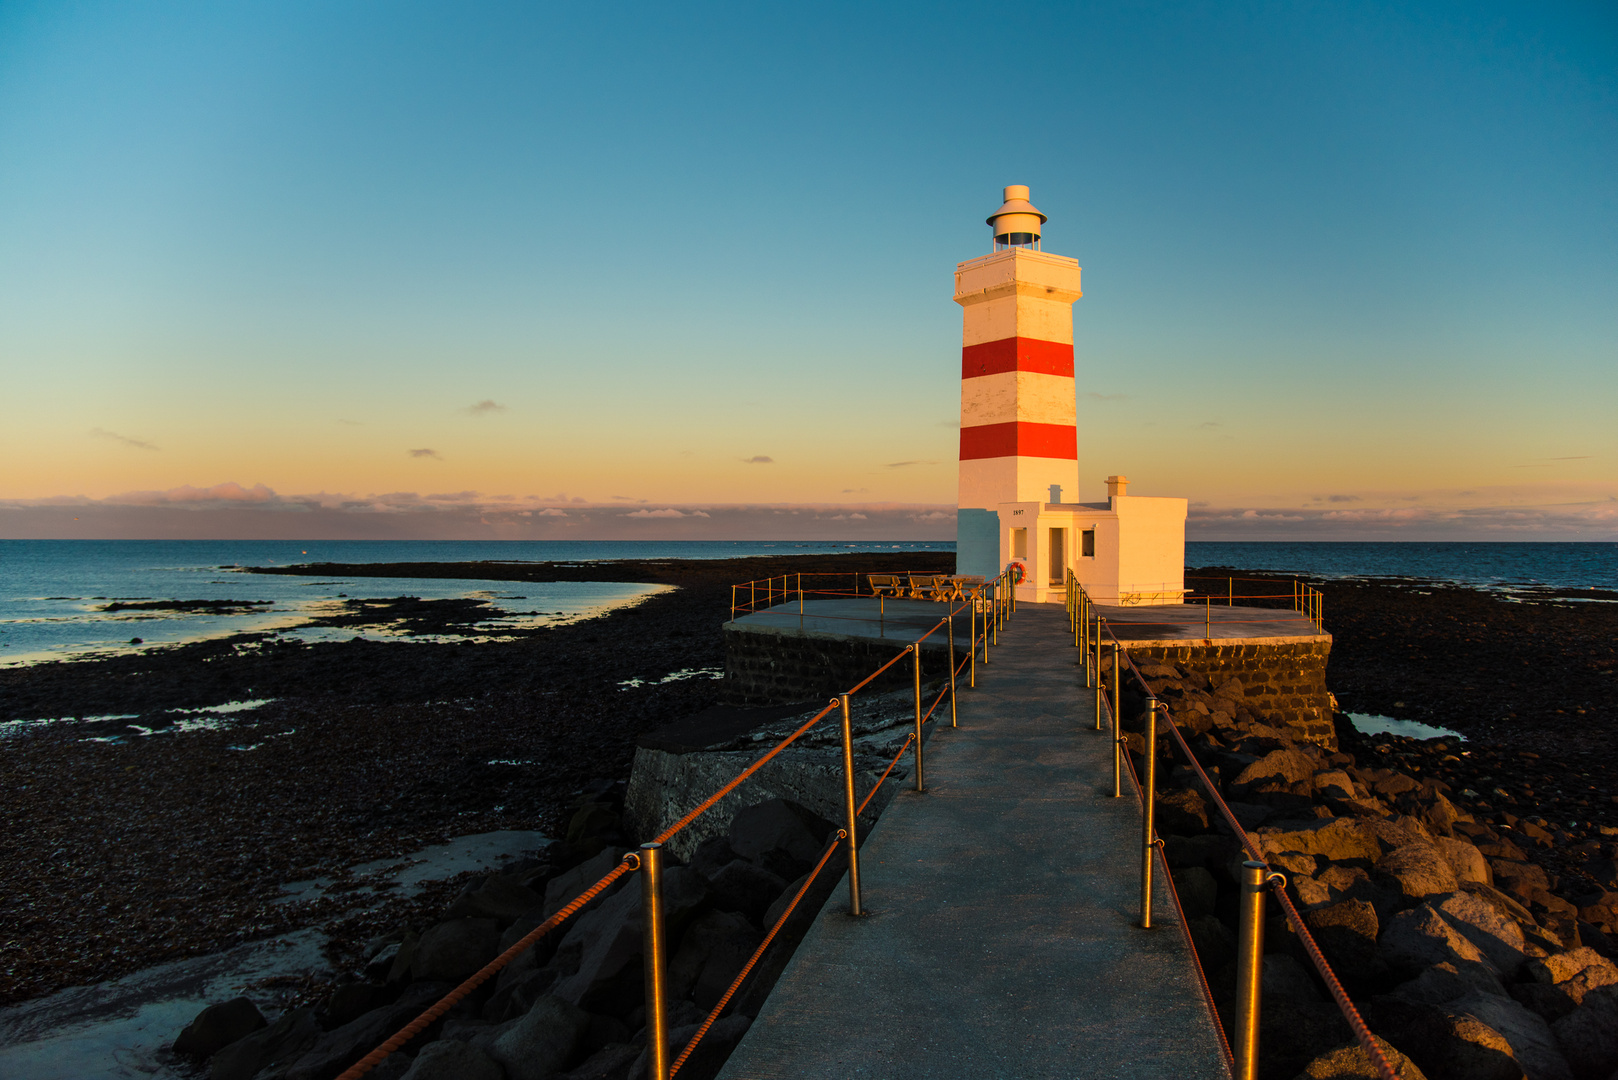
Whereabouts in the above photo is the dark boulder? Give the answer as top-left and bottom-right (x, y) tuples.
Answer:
(283, 984), (460, 1080)
(706, 859), (788, 925)
(727, 799), (833, 879)
(1170, 865), (1217, 917)
(411, 918), (501, 984)
(487, 995), (592, 1080)
(446, 873), (543, 926)
(1156, 787), (1211, 834)
(209, 1006), (320, 1080)
(670, 908), (762, 1008)
(1304, 899), (1382, 986)
(174, 997), (266, 1058)
(398, 1039), (504, 1080)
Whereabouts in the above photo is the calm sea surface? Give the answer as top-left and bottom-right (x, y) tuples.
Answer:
(0, 539), (1611, 667)
(1185, 541), (1617, 591)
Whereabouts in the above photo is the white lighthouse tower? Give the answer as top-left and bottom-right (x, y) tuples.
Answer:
(954, 186), (1188, 606)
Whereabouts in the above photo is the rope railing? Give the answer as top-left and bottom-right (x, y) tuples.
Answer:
(1067, 571), (1394, 1080)
(336, 571), (1016, 1080)
(1181, 574), (1325, 632)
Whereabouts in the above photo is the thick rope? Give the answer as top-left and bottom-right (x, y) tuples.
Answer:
(858, 732), (915, 816)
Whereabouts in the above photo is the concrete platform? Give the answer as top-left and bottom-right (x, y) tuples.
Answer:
(728, 597), (968, 649)
(716, 605), (1229, 1080)
(1097, 602), (1326, 647)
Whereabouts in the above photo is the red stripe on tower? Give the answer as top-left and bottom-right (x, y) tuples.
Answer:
(959, 421), (1078, 461)
(961, 337), (1074, 379)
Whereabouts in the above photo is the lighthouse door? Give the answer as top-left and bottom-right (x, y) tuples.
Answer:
(1047, 529), (1067, 585)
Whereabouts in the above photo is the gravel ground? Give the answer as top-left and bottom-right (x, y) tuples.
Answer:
(0, 553), (950, 1007)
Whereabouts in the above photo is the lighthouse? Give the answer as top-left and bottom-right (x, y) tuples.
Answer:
(954, 186), (1188, 605)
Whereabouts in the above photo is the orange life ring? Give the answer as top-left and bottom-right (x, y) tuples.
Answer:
(1007, 561), (1026, 585)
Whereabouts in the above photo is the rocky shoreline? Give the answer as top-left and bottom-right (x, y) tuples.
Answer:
(1125, 657), (1618, 1079)
(3, 557), (1616, 1078)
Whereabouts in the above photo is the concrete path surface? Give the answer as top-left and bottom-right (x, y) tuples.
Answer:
(716, 604), (1230, 1080)
(1098, 601), (1326, 647)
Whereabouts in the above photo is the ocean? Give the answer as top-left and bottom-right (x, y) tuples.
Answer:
(0, 539), (1611, 668)
(1184, 541), (1618, 592)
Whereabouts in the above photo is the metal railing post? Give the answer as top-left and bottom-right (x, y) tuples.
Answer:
(969, 595), (978, 686)
(1090, 604), (1099, 687)
(798, 572), (803, 614)
(1094, 623), (1105, 731)
(1140, 697), (1158, 928)
(1111, 644), (1122, 798)
(947, 615), (958, 727)
(912, 644), (925, 790)
(730, 585), (736, 623)
(991, 582), (1000, 647)
(639, 842), (669, 1080)
(838, 695), (862, 915)
(1234, 860), (1271, 1080)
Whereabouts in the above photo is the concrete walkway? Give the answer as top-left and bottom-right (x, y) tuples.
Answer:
(717, 604), (1230, 1080)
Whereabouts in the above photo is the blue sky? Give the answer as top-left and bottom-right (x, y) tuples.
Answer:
(1, 1), (1614, 539)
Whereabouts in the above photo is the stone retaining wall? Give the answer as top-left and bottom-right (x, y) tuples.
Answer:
(1128, 638), (1335, 749)
(724, 624), (953, 706)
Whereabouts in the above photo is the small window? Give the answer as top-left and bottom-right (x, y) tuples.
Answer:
(1011, 527), (1027, 559)
(1081, 529), (1096, 557)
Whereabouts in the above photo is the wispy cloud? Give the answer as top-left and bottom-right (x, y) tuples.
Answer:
(464, 400), (507, 416)
(1312, 494), (1361, 503)
(1197, 421), (1221, 430)
(91, 428), (159, 451)
(531, 508), (568, 517)
(1548, 456), (1591, 460)
(336, 418), (363, 427)
(408, 448), (442, 459)
(625, 508), (710, 518)
(911, 510), (952, 523)
(96, 482), (277, 506)
(742, 455), (774, 464)
(830, 512), (868, 521)
(841, 487), (869, 494)
(885, 460), (938, 468)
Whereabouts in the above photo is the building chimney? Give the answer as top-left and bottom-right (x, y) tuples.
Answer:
(1106, 475), (1128, 499)
(986, 185), (1047, 248)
